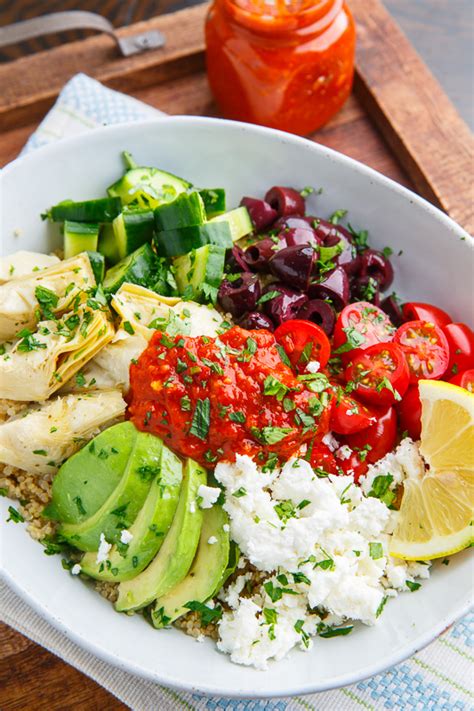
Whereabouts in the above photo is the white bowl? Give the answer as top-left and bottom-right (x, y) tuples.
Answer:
(0, 117), (472, 698)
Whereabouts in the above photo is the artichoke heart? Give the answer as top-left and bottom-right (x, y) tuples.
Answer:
(0, 253), (95, 341)
(111, 282), (181, 337)
(0, 389), (126, 474)
(0, 251), (60, 284)
(0, 306), (114, 401)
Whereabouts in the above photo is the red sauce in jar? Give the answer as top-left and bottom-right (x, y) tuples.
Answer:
(205, 0), (355, 135)
(127, 326), (330, 467)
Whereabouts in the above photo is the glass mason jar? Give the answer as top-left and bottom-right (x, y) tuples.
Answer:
(205, 0), (356, 136)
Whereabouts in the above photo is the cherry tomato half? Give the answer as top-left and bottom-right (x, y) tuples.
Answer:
(449, 368), (474, 393)
(344, 342), (410, 407)
(274, 319), (331, 373)
(443, 323), (474, 376)
(396, 385), (422, 440)
(341, 406), (398, 481)
(402, 302), (452, 328)
(338, 451), (368, 483)
(332, 302), (396, 364)
(308, 442), (339, 476)
(330, 392), (378, 435)
(395, 320), (449, 382)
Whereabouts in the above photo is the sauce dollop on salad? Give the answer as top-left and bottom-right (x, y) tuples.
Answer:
(127, 326), (330, 466)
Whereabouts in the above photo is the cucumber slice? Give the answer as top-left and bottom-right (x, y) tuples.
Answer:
(103, 243), (156, 294)
(98, 223), (120, 264)
(173, 244), (226, 304)
(63, 221), (99, 259)
(154, 192), (206, 231)
(210, 206), (253, 242)
(154, 222), (232, 258)
(107, 167), (191, 209)
(112, 210), (155, 260)
(86, 251), (106, 284)
(48, 198), (121, 223)
(199, 189), (226, 218)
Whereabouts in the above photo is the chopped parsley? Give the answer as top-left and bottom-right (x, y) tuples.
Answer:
(406, 580), (421, 592)
(184, 600), (223, 626)
(7, 506), (24, 523)
(333, 326), (366, 354)
(35, 285), (59, 320)
(367, 474), (396, 507)
(229, 411), (246, 423)
(328, 208), (347, 225)
(263, 375), (289, 401)
(16, 328), (47, 353)
(257, 290), (280, 305)
(123, 321), (135, 335)
(369, 542), (384, 560)
(232, 487), (247, 498)
(189, 398), (211, 440)
(250, 426), (293, 445)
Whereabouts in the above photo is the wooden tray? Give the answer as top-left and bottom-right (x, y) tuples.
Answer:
(0, 1), (472, 708)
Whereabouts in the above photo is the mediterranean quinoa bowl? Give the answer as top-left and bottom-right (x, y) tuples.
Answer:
(1, 143), (473, 676)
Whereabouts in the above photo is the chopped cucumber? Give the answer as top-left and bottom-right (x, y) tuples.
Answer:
(107, 167), (191, 209)
(103, 243), (156, 293)
(173, 244), (226, 304)
(98, 223), (120, 264)
(154, 222), (232, 258)
(154, 191), (206, 231)
(63, 221), (99, 259)
(198, 188), (226, 218)
(112, 210), (155, 260)
(48, 197), (121, 223)
(86, 251), (106, 284)
(210, 206), (253, 242)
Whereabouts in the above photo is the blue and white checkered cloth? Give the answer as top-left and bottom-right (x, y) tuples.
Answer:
(5, 73), (473, 711)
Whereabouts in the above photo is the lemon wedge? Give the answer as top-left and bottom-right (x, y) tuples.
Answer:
(390, 379), (474, 560)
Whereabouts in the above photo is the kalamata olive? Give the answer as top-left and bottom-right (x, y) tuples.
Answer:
(381, 294), (403, 326)
(315, 220), (359, 275)
(240, 197), (277, 232)
(238, 311), (275, 331)
(309, 267), (350, 310)
(262, 284), (308, 327)
(226, 246), (251, 273)
(265, 186), (305, 217)
(218, 273), (261, 318)
(274, 215), (315, 231)
(297, 299), (337, 336)
(351, 276), (381, 306)
(269, 245), (316, 291)
(282, 227), (323, 248)
(244, 238), (279, 272)
(359, 249), (394, 289)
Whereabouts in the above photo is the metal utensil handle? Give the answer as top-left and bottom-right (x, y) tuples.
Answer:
(0, 11), (165, 57)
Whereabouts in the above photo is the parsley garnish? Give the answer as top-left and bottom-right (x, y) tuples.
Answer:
(232, 487), (247, 498)
(184, 601), (223, 626)
(406, 580), (421, 592)
(369, 542), (384, 560)
(318, 623), (353, 638)
(35, 285), (59, 319)
(263, 375), (289, 401)
(328, 209), (347, 225)
(189, 398), (211, 440)
(274, 500), (297, 523)
(257, 290), (280, 305)
(16, 328), (47, 353)
(229, 411), (246, 423)
(123, 321), (135, 335)
(334, 326), (366, 354)
(250, 426), (293, 445)
(7, 506), (24, 523)
(367, 474), (395, 507)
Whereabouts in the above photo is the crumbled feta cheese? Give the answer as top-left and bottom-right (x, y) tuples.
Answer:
(71, 563), (82, 576)
(189, 501), (196, 514)
(120, 529), (133, 545)
(197, 484), (221, 509)
(360, 438), (424, 496)
(306, 360), (320, 373)
(208, 536), (218, 545)
(336, 444), (352, 461)
(223, 523), (230, 533)
(96, 533), (112, 564)
(195, 634), (205, 643)
(322, 432), (339, 452)
(214, 452), (430, 670)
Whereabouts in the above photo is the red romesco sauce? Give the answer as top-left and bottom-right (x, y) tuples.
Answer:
(127, 326), (330, 467)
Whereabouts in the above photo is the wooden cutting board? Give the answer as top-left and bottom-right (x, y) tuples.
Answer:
(0, 1), (473, 709)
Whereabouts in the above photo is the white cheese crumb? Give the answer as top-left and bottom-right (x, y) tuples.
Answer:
(195, 634), (205, 643)
(322, 432), (339, 452)
(223, 523), (230, 533)
(189, 501), (196, 514)
(96, 533), (112, 564)
(71, 564), (82, 575)
(336, 445), (352, 461)
(120, 529), (133, 544)
(208, 536), (218, 545)
(197, 484), (221, 509)
(306, 360), (320, 373)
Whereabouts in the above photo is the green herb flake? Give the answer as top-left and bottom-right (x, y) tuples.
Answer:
(7, 506), (24, 523)
(189, 398), (211, 441)
(369, 542), (384, 560)
(184, 601), (223, 626)
(232, 487), (247, 498)
(406, 580), (421, 592)
(263, 375), (289, 401)
(123, 321), (135, 335)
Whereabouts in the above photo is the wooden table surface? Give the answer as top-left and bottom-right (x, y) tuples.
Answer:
(1, 2), (472, 709)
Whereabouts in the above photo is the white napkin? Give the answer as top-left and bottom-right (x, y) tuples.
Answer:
(2, 73), (473, 711)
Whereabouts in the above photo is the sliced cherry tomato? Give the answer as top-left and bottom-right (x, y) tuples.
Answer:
(308, 442), (339, 476)
(342, 406), (397, 479)
(338, 451), (368, 483)
(402, 302), (452, 328)
(332, 302), (396, 364)
(396, 385), (422, 440)
(344, 342), (410, 407)
(394, 320), (449, 382)
(449, 368), (474, 393)
(329, 392), (378, 435)
(274, 319), (330, 373)
(443, 323), (474, 376)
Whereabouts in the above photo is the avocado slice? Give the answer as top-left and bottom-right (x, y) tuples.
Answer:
(115, 458), (206, 612)
(151, 502), (230, 627)
(59, 429), (162, 552)
(80, 444), (183, 582)
(44, 422), (137, 524)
